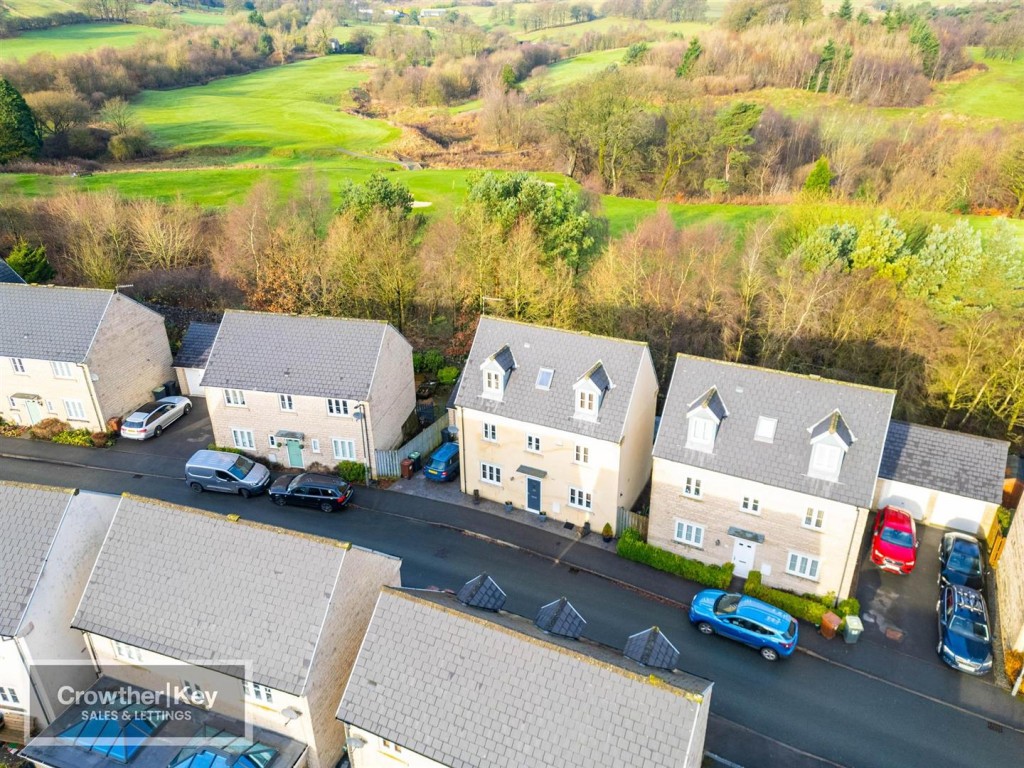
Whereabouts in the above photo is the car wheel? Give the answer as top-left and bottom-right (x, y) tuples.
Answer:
(760, 647), (779, 662)
(272, 495), (287, 507)
(319, 501), (335, 513)
(154, 425), (163, 437)
(189, 482), (203, 493)
(239, 488), (252, 499)
(183, 404), (192, 415)
(697, 622), (715, 636)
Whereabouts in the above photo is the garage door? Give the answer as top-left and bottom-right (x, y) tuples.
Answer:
(184, 368), (206, 397)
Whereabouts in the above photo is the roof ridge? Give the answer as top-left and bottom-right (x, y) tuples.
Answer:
(0, 283), (113, 294)
(386, 588), (706, 702)
(479, 315), (650, 348)
(891, 419), (1010, 446)
(674, 353), (897, 396)
(120, 493), (353, 551)
(223, 308), (391, 326)
(0, 481), (77, 496)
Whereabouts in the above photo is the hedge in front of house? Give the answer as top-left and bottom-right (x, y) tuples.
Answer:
(617, 528), (733, 589)
(337, 460), (367, 484)
(744, 571), (832, 626)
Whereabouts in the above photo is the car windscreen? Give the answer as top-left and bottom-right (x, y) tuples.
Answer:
(948, 550), (981, 575)
(123, 419), (145, 428)
(714, 594), (741, 614)
(426, 457), (446, 470)
(949, 615), (989, 641)
(228, 455), (255, 480)
(880, 527), (914, 548)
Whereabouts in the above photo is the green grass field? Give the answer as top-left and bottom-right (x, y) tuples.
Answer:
(0, 0), (77, 19)
(930, 51), (1024, 122)
(531, 48), (627, 91)
(0, 23), (165, 60)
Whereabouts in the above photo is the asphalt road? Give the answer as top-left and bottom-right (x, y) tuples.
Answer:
(3, 456), (1023, 768)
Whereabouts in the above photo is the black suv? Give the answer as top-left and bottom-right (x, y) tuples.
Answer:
(937, 584), (993, 675)
(268, 473), (355, 512)
(939, 532), (985, 591)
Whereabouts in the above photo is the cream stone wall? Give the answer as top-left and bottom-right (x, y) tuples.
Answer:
(1, 357), (99, 430)
(649, 458), (868, 598)
(87, 294), (173, 423)
(345, 724), (447, 768)
(615, 348), (658, 516)
(997, 512), (1024, 652)
(456, 408), (622, 532)
(364, 327), (416, 461)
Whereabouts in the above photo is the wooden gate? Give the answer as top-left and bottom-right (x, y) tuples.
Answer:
(616, 507), (649, 539)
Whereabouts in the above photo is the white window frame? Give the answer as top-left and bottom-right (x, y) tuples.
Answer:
(577, 390), (595, 412)
(480, 462), (502, 485)
(482, 422), (497, 442)
(683, 476), (702, 499)
(536, 368), (554, 390)
(568, 486), (592, 510)
(231, 428), (255, 450)
(268, 435), (277, 448)
(574, 444), (590, 464)
(50, 361), (74, 379)
(810, 443), (843, 479)
(181, 679), (209, 707)
(332, 438), (357, 461)
(755, 416), (778, 443)
(7, 397), (15, 409)
(484, 371), (502, 392)
(674, 520), (705, 548)
(46, 400), (56, 413)
(804, 507), (825, 531)
(741, 496), (760, 514)
(381, 740), (403, 755)
(63, 399), (87, 421)
(112, 640), (143, 663)
(10, 358), (26, 374)
(224, 389), (246, 407)
(311, 438), (321, 453)
(279, 393), (295, 412)
(243, 681), (274, 704)
(526, 434), (541, 453)
(327, 398), (349, 416)
(787, 551), (821, 581)
(0, 687), (20, 705)
(686, 417), (716, 451)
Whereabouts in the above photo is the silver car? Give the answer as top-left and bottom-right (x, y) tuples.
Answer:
(121, 396), (192, 440)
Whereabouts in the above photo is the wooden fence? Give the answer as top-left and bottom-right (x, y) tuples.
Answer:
(616, 506), (649, 539)
(374, 413), (450, 478)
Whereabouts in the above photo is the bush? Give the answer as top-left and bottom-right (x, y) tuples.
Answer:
(0, 420), (27, 437)
(616, 528), (733, 589)
(29, 418), (70, 440)
(998, 506), (1015, 536)
(437, 366), (460, 385)
(422, 349), (445, 373)
(91, 431), (113, 447)
(745, 571), (834, 626)
(52, 428), (95, 447)
(412, 351), (425, 373)
(602, 522), (614, 539)
(1005, 648), (1023, 693)
(108, 128), (154, 162)
(337, 460), (367, 484)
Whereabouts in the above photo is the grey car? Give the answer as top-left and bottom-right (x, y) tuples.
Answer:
(121, 396), (192, 440)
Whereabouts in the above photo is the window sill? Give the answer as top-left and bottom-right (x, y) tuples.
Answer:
(673, 540), (704, 550)
(682, 494), (703, 501)
(224, 403), (248, 409)
(802, 526), (825, 533)
(567, 504), (592, 511)
(480, 480), (502, 487)
(740, 509), (761, 516)
(786, 572), (819, 582)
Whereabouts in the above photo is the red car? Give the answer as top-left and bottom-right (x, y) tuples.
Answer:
(870, 506), (918, 574)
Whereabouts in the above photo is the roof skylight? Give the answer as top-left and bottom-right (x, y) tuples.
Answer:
(536, 368), (554, 390)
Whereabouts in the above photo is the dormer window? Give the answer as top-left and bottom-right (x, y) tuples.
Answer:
(485, 371), (502, 392)
(573, 362), (610, 421)
(481, 344), (516, 402)
(578, 391), (595, 412)
(807, 410), (854, 482)
(685, 387), (727, 454)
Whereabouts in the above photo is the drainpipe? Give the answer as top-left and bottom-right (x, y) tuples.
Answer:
(838, 506), (869, 605)
(80, 364), (105, 431)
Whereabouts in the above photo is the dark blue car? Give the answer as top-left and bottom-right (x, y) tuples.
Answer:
(939, 532), (985, 591)
(689, 589), (798, 661)
(423, 442), (460, 482)
(937, 584), (992, 675)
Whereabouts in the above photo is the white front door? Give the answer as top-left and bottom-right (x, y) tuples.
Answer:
(732, 539), (757, 578)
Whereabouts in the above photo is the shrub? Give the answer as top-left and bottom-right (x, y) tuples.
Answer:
(998, 506), (1015, 536)
(437, 365), (460, 385)
(412, 351), (425, 373)
(337, 460), (367, 484)
(52, 428), (95, 447)
(744, 571), (830, 626)
(423, 349), (445, 373)
(29, 417), (70, 440)
(1005, 648), (1023, 693)
(0, 421), (27, 437)
(91, 431), (113, 447)
(602, 522), (614, 539)
(616, 528), (733, 589)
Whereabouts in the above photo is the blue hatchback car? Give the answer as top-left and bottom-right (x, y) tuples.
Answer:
(689, 590), (799, 661)
(423, 442), (460, 482)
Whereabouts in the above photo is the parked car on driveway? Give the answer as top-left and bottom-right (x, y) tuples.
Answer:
(268, 472), (354, 512)
(120, 396), (192, 440)
(185, 449), (271, 497)
(689, 590), (799, 661)
(937, 584), (993, 675)
(870, 505), (918, 574)
(423, 442), (460, 482)
(939, 532), (986, 591)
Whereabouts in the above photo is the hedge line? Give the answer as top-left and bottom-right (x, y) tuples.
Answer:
(744, 571), (860, 626)
(616, 528), (733, 589)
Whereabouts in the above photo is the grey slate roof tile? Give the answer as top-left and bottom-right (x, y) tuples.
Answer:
(534, 597), (586, 639)
(337, 589), (712, 768)
(623, 627), (680, 671)
(879, 420), (1008, 504)
(0, 482), (76, 637)
(654, 355), (895, 508)
(173, 321), (219, 368)
(71, 495), (390, 695)
(0, 284), (114, 362)
(456, 573), (506, 611)
(200, 311), (405, 400)
(0, 260), (25, 284)
(453, 317), (651, 443)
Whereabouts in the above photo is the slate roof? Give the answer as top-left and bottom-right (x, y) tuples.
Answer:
(623, 627), (680, 671)
(654, 355), (895, 508)
(172, 321), (219, 368)
(456, 573), (506, 611)
(201, 311), (405, 400)
(0, 284), (115, 362)
(0, 260), (25, 284)
(71, 495), (397, 696)
(534, 597), (586, 639)
(336, 588), (712, 768)
(0, 483), (76, 637)
(453, 317), (652, 443)
(879, 421), (1008, 505)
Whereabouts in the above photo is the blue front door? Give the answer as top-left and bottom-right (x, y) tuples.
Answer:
(25, 400), (43, 424)
(286, 439), (303, 468)
(526, 477), (541, 513)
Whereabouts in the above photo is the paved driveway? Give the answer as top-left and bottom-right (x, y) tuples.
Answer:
(109, 396), (213, 463)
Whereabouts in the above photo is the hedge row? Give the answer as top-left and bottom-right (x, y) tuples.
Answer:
(617, 528), (733, 589)
(744, 571), (860, 626)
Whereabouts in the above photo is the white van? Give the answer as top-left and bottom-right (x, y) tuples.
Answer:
(185, 449), (272, 497)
